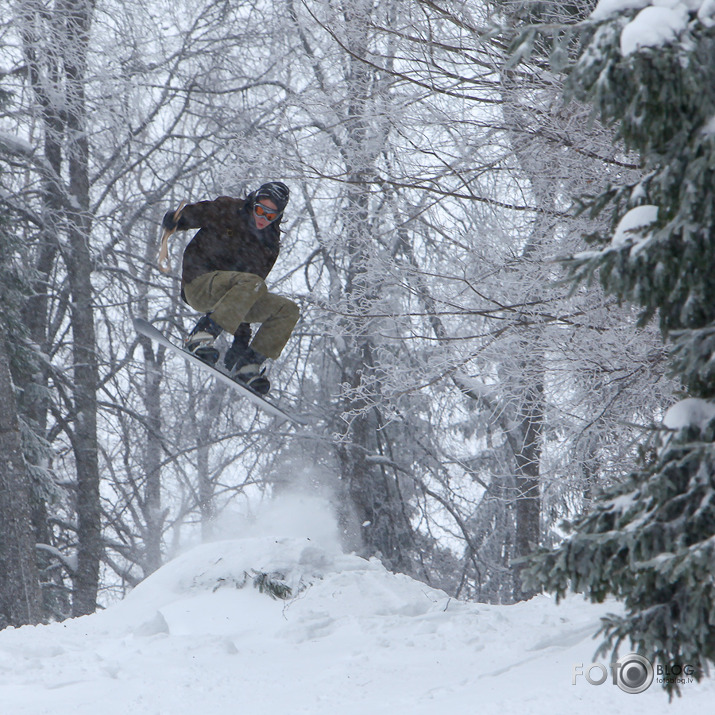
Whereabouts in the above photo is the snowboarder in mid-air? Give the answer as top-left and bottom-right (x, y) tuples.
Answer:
(161, 182), (298, 395)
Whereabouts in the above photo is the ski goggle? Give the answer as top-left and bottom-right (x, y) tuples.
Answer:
(254, 203), (281, 222)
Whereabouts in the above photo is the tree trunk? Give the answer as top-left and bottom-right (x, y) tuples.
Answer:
(195, 385), (226, 541)
(333, 0), (413, 570)
(140, 333), (165, 575)
(499, 67), (554, 601)
(0, 335), (42, 628)
(512, 365), (544, 599)
(61, 0), (101, 617)
(19, 0), (101, 617)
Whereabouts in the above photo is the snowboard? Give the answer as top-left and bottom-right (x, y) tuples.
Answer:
(133, 317), (305, 426)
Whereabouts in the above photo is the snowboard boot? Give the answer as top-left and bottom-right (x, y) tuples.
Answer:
(185, 314), (222, 366)
(223, 323), (251, 373)
(229, 346), (270, 395)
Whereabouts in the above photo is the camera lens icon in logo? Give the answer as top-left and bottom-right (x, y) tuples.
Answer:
(616, 654), (654, 694)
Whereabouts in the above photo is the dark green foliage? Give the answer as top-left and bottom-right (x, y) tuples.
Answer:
(211, 570), (294, 600)
(523, 416), (715, 695)
(251, 571), (292, 600)
(0, 89), (59, 622)
(506, 2), (715, 696)
(669, 327), (715, 397)
(0, 89), (41, 372)
(0, 181), (53, 474)
(562, 15), (715, 396)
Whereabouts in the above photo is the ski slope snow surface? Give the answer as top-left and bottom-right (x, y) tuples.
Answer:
(0, 495), (712, 714)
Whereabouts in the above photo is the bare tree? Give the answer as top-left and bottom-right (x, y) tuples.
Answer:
(1, 0), (306, 609)
(16, 0), (102, 616)
(275, 0), (675, 600)
(0, 0), (678, 613)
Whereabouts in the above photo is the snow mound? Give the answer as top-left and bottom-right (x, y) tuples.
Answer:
(1, 531), (714, 714)
(101, 536), (453, 640)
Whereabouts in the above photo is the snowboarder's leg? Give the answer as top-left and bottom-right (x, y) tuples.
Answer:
(223, 322), (251, 372)
(243, 293), (300, 360)
(223, 323), (271, 394)
(185, 314), (222, 365)
(229, 345), (271, 395)
(183, 271), (299, 393)
(184, 271), (268, 330)
(216, 285), (299, 395)
(224, 294), (299, 395)
(185, 271), (298, 358)
(205, 273), (268, 334)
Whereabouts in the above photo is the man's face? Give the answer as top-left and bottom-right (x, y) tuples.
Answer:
(253, 199), (279, 230)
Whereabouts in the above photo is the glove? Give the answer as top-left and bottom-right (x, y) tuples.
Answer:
(162, 209), (180, 231)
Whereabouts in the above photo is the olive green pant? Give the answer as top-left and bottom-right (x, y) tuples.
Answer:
(184, 271), (299, 360)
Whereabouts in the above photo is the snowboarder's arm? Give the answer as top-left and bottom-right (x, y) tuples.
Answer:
(158, 200), (186, 274)
(163, 196), (237, 231)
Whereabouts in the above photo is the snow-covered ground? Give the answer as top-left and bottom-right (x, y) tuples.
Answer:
(1, 494), (712, 714)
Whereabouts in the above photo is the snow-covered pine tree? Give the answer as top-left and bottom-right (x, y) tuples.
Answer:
(0, 85), (43, 626)
(512, 1), (715, 695)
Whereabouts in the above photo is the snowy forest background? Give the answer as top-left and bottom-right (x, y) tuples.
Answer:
(4, 0), (715, 685)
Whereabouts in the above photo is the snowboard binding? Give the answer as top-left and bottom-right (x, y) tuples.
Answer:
(185, 314), (222, 366)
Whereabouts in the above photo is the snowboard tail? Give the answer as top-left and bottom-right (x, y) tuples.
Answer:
(133, 317), (305, 425)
